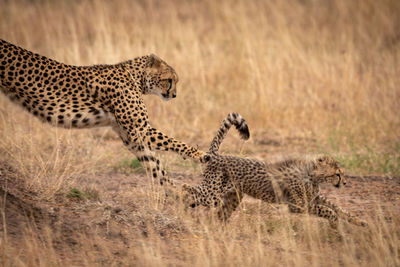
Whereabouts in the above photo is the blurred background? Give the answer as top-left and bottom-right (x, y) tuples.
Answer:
(0, 0), (399, 178)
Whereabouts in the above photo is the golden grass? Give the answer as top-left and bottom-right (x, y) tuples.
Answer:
(1, 0), (399, 174)
(0, 0), (399, 266)
(1, 183), (399, 267)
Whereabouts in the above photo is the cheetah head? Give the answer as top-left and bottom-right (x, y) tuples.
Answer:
(144, 54), (179, 101)
(181, 183), (201, 208)
(311, 155), (346, 188)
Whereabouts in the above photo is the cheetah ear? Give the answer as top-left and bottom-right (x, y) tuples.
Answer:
(317, 155), (327, 163)
(149, 54), (162, 68)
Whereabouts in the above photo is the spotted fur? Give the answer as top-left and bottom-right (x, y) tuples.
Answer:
(0, 39), (207, 185)
(182, 113), (367, 227)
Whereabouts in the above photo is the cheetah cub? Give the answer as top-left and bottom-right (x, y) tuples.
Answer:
(182, 113), (367, 228)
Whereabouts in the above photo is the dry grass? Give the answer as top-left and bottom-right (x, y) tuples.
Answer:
(0, 0), (399, 266)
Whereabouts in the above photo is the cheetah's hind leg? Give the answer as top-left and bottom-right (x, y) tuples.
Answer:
(217, 189), (243, 222)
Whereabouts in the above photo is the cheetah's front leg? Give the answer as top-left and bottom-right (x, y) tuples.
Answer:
(113, 125), (173, 186)
(314, 196), (368, 227)
(112, 94), (207, 184)
(310, 204), (339, 228)
(139, 126), (207, 162)
(115, 97), (207, 163)
(286, 188), (308, 214)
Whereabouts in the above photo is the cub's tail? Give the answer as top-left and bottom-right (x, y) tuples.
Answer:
(208, 112), (250, 154)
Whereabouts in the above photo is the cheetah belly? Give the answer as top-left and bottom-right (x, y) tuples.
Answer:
(40, 101), (116, 129)
(52, 104), (115, 129)
(0, 88), (115, 129)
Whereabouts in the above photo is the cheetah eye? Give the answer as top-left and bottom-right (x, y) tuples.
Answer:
(334, 174), (342, 187)
(167, 78), (173, 90)
(191, 203), (196, 208)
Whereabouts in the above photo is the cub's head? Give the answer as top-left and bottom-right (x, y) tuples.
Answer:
(311, 155), (346, 188)
(144, 54), (178, 100)
(181, 184), (201, 209)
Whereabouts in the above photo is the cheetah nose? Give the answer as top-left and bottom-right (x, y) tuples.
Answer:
(172, 93), (176, 98)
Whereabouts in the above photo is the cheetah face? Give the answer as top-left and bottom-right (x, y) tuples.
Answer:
(181, 184), (201, 208)
(312, 155), (346, 188)
(330, 167), (346, 188)
(144, 54), (178, 101)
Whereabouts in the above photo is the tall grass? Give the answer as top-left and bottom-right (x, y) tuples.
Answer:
(1, 186), (399, 266)
(0, 0), (399, 265)
(1, 0), (399, 174)
(1, 0), (399, 176)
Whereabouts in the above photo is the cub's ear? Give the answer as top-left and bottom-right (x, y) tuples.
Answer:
(149, 54), (162, 68)
(317, 155), (328, 163)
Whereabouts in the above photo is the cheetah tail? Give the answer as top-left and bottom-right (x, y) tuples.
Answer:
(208, 113), (250, 154)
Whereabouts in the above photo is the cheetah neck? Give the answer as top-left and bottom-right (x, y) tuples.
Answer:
(121, 59), (147, 94)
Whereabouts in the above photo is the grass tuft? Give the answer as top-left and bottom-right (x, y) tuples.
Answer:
(67, 188), (100, 201)
(117, 158), (145, 174)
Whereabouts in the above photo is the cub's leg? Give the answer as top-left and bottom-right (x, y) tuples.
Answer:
(287, 200), (308, 214)
(286, 186), (308, 214)
(310, 204), (339, 228)
(217, 190), (243, 221)
(315, 196), (368, 227)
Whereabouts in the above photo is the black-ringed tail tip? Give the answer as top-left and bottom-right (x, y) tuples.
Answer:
(229, 112), (250, 140)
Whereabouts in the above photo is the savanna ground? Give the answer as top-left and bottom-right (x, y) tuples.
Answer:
(0, 0), (399, 266)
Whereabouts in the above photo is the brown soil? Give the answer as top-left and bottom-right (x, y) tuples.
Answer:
(0, 162), (149, 264)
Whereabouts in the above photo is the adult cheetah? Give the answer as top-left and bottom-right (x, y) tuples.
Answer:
(182, 113), (367, 228)
(0, 39), (207, 185)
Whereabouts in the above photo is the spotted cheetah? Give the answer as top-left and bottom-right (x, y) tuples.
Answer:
(182, 113), (367, 227)
(0, 39), (207, 185)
